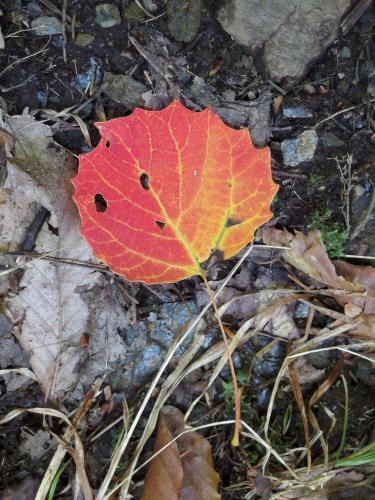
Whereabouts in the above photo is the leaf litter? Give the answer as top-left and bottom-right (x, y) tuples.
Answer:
(1, 108), (375, 498)
(1, 110), (131, 401)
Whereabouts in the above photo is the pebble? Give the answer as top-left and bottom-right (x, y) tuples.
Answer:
(102, 72), (148, 109)
(340, 46), (352, 59)
(303, 83), (316, 95)
(74, 33), (95, 47)
(95, 3), (121, 28)
(257, 387), (272, 409)
(306, 350), (332, 370)
(123, 1), (146, 22)
(355, 359), (375, 386)
(75, 57), (102, 91)
(282, 106), (313, 119)
(167, 0), (202, 43)
(281, 129), (318, 167)
(253, 359), (280, 378)
(294, 302), (310, 319)
(31, 16), (62, 36)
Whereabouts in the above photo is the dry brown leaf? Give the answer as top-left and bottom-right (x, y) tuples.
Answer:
(141, 406), (220, 500)
(262, 228), (357, 291)
(288, 360), (311, 470)
(262, 228), (375, 338)
(2, 112), (130, 400)
(334, 260), (375, 315)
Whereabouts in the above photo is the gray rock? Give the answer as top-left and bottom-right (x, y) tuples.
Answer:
(74, 33), (95, 47)
(306, 350), (331, 370)
(282, 106), (313, 119)
(95, 3), (121, 28)
(253, 359), (280, 378)
(340, 46), (352, 59)
(190, 76), (220, 108)
(216, 0), (351, 88)
(75, 57), (102, 91)
(102, 72), (148, 109)
(167, 0), (202, 43)
(257, 387), (272, 409)
(31, 16), (62, 36)
(123, 1), (146, 22)
(355, 359), (375, 386)
(281, 129), (318, 167)
(294, 302), (311, 319)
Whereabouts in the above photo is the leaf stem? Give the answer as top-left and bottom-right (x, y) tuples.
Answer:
(201, 273), (241, 446)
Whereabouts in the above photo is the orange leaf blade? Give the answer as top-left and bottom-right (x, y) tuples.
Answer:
(73, 101), (277, 283)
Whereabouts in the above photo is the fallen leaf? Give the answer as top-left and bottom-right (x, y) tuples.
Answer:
(262, 228), (375, 338)
(141, 406), (220, 500)
(334, 260), (375, 315)
(3, 111), (130, 400)
(262, 228), (357, 290)
(73, 100), (277, 284)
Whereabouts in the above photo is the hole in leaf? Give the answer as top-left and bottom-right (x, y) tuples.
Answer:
(155, 220), (166, 230)
(105, 139), (111, 148)
(226, 218), (243, 227)
(140, 173), (150, 190)
(47, 223), (59, 236)
(94, 193), (108, 213)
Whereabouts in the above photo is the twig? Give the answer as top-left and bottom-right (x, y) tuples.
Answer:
(62, 0), (68, 64)
(0, 40), (50, 78)
(314, 99), (375, 129)
(333, 154), (353, 234)
(134, 0), (154, 18)
(341, 0), (373, 35)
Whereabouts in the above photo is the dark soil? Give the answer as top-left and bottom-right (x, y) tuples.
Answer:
(1, 0), (375, 498)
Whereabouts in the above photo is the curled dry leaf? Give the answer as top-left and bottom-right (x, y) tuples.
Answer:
(141, 406), (220, 500)
(334, 260), (375, 338)
(263, 228), (375, 338)
(262, 228), (357, 290)
(73, 101), (278, 284)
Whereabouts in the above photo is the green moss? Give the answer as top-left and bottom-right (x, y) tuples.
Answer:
(308, 209), (348, 258)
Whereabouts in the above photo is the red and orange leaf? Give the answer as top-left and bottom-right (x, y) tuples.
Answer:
(72, 101), (277, 284)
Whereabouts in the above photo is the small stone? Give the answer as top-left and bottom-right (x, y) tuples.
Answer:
(75, 58), (102, 91)
(282, 106), (313, 119)
(95, 3), (121, 28)
(355, 359), (375, 386)
(190, 76), (220, 107)
(167, 0), (202, 43)
(253, 359), (280, 378)
(306, 350), (332, 370)
(74, 33), (95, 47)
(340, 46), (351, 59)
(257, 387), (272, 409)
(303, 83), (316, 95)
(281, 129), (318, 167)
(102, 72), (148, 109)
(31, 16), (62, 36)
(123, 1), (146, 22)
(294, 302), (310, 319)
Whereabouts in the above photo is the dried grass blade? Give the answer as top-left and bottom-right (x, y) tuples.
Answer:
(288, 360), (311, 470)
(308, 359), (344, 469)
